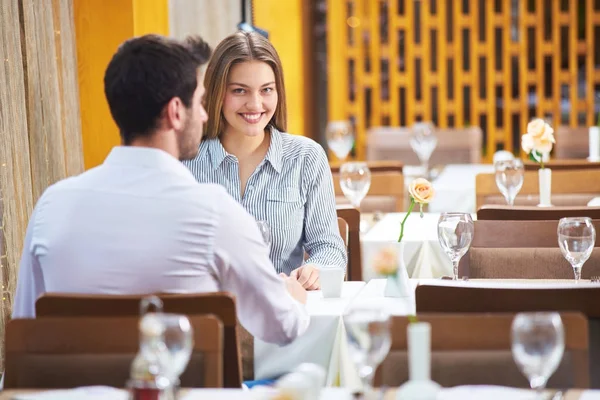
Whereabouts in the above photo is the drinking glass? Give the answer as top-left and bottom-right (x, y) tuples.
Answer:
(437, 212), (474, 280)
(409, 122), (437, 177)
(155, 313), (194, 382)
(339, 162), (371, 209)
(344, 305), (391, 399)
(256, 220), (272, 248)
(326, 121), (354, 161)
(511, 312), (565, 394)
(494, 159), (525, 206)
(558, 217), (596, 282)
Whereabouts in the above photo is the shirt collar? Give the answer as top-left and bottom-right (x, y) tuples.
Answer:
(205, 127), (283, 174)
(104, 146), (197, 182)
(264, 127), (283, 174)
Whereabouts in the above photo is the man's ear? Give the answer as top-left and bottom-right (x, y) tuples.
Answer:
(164, 97), (186, 131)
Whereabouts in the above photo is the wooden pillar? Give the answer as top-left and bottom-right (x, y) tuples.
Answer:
(74, 0), (169, 169)
(253, 0), (310, 138)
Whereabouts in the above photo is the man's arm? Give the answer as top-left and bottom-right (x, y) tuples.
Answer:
(212, 192), (309, 345)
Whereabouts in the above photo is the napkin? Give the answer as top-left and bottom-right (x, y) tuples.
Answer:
(12, 386), (127, 400)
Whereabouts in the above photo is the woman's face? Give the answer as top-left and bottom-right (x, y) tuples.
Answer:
(222, 60), (278, 138)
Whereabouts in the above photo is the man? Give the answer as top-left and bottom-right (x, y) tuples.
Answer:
(11, 34), (309, 345)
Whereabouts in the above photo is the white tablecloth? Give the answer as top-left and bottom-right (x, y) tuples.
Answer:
(349, 278), (417, 316)
(254, 281), (366, 385)
(405, 164), (494, 213)
(361, 213), (452, 279)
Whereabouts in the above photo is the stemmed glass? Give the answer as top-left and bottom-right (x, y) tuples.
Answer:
(557, 217), (596, 282)
(256, 220), (272, 248)
(511, 312), (565, 395)
(494, 159), (525, 206)
(326, 121), (354, 161)
(437, 212), (474, 280)
(409, 122), (437, 177)
(339, 162), (371, 210)
(344, 305), (391, 399)
(155, 313), (194, 383)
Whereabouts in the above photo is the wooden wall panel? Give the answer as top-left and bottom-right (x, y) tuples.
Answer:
(327, 0), (600, 162)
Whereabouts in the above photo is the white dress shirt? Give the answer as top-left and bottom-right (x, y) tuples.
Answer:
(12, 146), (309, 345)
(183, 129), (347, 275)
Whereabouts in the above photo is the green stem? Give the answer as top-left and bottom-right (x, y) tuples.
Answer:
(398, 198), (415, 242)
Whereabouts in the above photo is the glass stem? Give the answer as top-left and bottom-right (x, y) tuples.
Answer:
(452, 259), (460, 280)
(573, 265), (582, 282)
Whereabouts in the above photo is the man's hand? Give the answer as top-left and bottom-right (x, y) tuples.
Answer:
(290, 264), (321, 290)
(280, 273), (307, 304)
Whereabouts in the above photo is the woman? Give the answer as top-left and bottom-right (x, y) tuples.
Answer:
(184, 31), (346, 290)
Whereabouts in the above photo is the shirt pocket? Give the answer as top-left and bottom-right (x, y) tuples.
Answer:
(266, 187), (303, 230)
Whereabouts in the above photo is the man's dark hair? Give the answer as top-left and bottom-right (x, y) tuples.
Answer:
(104, 34), (211, 144)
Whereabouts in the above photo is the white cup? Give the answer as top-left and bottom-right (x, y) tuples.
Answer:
(319, 266), (345, 298)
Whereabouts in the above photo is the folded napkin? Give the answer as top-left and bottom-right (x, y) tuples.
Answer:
(437, 385), (537, 400)
(12, 386), (127, 400)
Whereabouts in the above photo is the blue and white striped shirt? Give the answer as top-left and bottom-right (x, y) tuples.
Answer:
(183, 129), (347, 275)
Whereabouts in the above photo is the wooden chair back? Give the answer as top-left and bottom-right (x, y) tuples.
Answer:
(375, 312), (589, 388)
(333, 170), (404, 212)
(366, 126), (482, 164)
(475, 169), (600, 209)
(459, 219), (600, 279)
(337, 217), (349, 248)
(35, 292), (241, 388)
(524, 159), (600, 171)
(477, 205), (600, 220)
(336, 205), (362, 281)
(555, 126), (589, 159)
(4, 315), (223, 388)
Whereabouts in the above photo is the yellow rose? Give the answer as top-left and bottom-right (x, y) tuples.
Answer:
(408, 178), (435, 204)
(527, 118), (554, 139)
(521, 133), (534, 154)
(373, 247), (399, 275)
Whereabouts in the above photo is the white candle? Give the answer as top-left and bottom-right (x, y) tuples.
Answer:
(589, 127), (600, 161)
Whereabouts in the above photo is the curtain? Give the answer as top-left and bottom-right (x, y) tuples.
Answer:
(169, 0), (241, 47)
(0, 0), (84, 368)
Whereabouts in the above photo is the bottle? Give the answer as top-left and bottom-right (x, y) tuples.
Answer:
(128, 312), (173, 400)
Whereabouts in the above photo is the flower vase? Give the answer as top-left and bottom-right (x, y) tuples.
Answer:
(538, 168), (552, 207)
(395, 322), (441, 400)
(384, 242), (411, 298)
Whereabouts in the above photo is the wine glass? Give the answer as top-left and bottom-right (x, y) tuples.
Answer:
(339, 162), (371, 210)
(155, 313), (194, 382)
(494, 159), (525, 206)
(256, 220), (272, 248)
(437, 212), (474, 280)
(343, 305), (391, 398)
(511, 312), (565, 394)
(409, 122), (437, 177)
(557, 217), (596, 282)
(326, 120), (354, 161)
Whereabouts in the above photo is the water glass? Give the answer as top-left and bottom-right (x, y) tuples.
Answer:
(558, 217), (596, 282)
(409, 122), (437, 176)
(437, 212), (474, 280)
(343, 305), (391, 398)
(340, 162), (371, 209)
(494, 159), (524, 206)
(511, 312), (565, 393)
(326, 120), (354, 161)
(156, 313), (194, 381)
(256, 220), (272, 248)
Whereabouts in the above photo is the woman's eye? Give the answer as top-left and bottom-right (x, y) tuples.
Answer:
(263, 87), (274, 93)
(232, 88), (245, 94)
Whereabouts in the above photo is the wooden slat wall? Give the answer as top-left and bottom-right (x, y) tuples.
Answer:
(327, 0), (600, 162)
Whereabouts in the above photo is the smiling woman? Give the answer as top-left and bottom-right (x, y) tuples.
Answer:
(183, 31), (347, 288)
